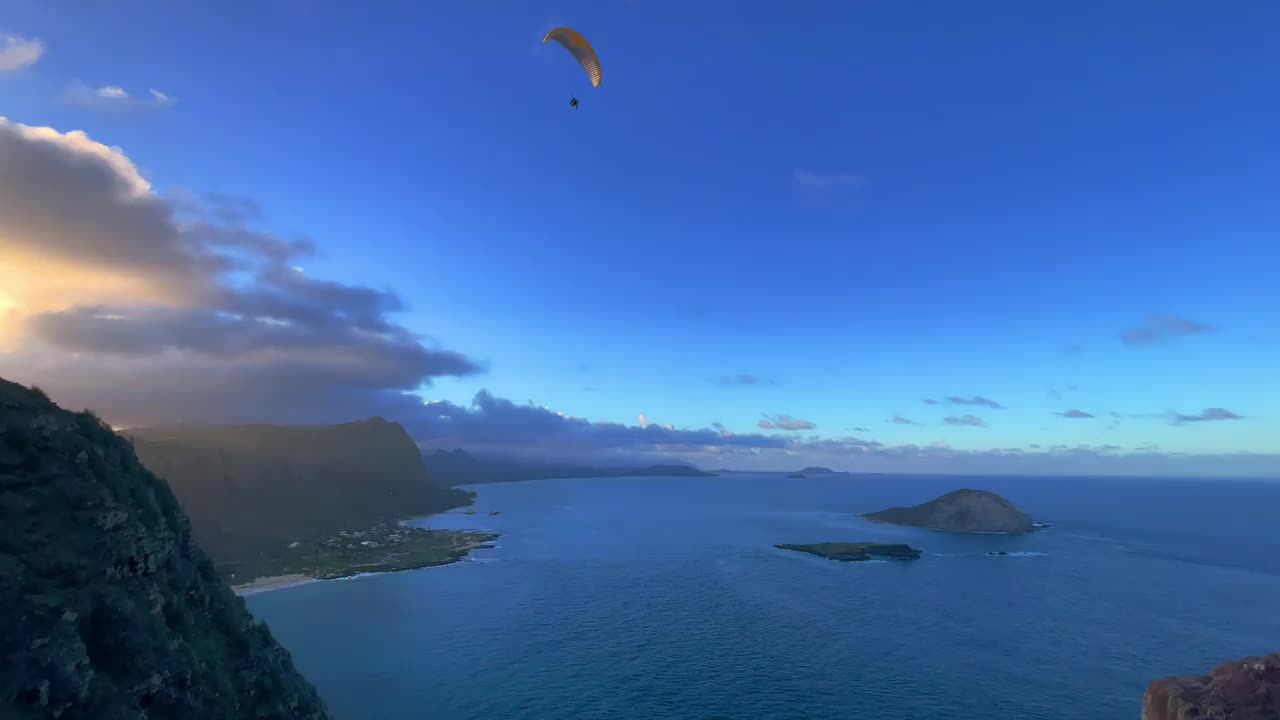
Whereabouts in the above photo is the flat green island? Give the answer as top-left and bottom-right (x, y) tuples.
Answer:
(225, 524), (499, 588)
(775, 542), (923, 562)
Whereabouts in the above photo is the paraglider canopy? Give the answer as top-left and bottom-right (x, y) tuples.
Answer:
(543, 27), (601, 88)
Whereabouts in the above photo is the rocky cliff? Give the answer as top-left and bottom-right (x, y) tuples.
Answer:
(0, 378), (332, 719)
(863, 488), (1034, 534)
(1143, 652), (1280, 719)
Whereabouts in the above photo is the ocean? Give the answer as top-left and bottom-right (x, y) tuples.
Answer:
(247, 474), (1280, 720)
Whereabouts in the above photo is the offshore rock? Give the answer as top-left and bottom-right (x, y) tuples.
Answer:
(1143, 652), (1280, 720)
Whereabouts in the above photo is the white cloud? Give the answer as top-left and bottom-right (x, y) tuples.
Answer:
(758, 413), (816, 431)
(0, 33), (44, 71)
(793, 169), (864, 192)
(0, 117), (152, 197)
(66, 83), (176, 111)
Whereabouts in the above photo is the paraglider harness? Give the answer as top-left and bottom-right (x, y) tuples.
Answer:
(569, 96), (579, 109)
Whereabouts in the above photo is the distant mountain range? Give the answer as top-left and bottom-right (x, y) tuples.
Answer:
(719, 466), (850, 477)
(422, 448), (715, 486)
(128, 419), (471, 568)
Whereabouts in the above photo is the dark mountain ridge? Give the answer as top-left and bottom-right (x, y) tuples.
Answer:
(128, 420), (471, 571)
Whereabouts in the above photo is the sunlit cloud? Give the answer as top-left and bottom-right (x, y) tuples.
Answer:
(0, 116), (479, 427)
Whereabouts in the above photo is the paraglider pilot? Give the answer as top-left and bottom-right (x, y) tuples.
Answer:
(543, 27), (600, 110)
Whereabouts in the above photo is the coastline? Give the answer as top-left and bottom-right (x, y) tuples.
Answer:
(233, 574), (317, 596)
(232, 537), (497, 597)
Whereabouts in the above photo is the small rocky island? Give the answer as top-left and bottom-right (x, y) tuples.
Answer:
(775, 542), (923, 562)
(863, 488), (1034, 534)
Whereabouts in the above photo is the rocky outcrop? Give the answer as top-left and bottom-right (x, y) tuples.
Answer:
(1143, 652), (1280, 719)
(0, 377), (332, 719)
(863, 489), (1034, 534)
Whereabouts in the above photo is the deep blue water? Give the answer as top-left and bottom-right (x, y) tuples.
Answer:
(248, 474), (1280, 720)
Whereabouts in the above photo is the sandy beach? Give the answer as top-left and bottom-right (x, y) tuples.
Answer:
(232, 574), (317, 597)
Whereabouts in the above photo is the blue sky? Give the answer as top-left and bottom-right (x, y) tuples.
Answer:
(1, 1), (1277, 473)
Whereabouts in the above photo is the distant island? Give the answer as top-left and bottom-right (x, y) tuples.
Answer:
(719, 466), (851, 477)
(776, 542), (923, 562)
(784, 466), (849, 478)
(423, 448), (715, 486)
(863, 489), (1034, 534)
(128, 420), (489, 586)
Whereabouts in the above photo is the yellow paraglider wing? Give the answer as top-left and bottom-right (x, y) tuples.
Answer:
(543, 27), (601, 88)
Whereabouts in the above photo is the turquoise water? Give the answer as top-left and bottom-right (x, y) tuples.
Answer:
(248, 474), (1280, 720)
